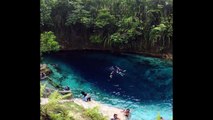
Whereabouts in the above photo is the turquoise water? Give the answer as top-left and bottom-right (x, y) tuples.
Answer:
(42, 51), (173, 120)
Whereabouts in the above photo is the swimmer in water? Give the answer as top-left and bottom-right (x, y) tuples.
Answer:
(109, 71), (114, 78)
(109, 66), (126, 78)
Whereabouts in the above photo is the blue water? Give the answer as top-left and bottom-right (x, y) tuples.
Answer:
(42, 51), (173, 120)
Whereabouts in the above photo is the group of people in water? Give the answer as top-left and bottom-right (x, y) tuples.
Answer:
(80, 90), (132, 120)
(109, 66), (126, 78)
(111, 111), (164, 120)
(80, 91), (165, 120)
(110, 109), (130, 120)
(42, 63), (165, 120)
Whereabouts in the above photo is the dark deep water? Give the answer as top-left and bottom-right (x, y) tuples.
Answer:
(42, 51), (173, 120)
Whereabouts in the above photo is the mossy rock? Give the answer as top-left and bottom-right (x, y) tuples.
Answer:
(40, 64), (52, 75)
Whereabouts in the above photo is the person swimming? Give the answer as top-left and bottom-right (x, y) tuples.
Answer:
(109, 71), (115, 78)
(115, 66), (121, 73)
(110, 74), (113, 78)
(109, 66), (115, 71)
(109, 66), (126, 78)
(115, 66), (126, 73)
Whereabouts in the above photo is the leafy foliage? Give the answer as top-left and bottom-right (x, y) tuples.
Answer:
(40, 85), (106, 120)
(40, 84), (46, 98)
(90, 35), (102, 43)
(95, 8), (116, 28)
(40, 87), (74, 120)
(40, 0), (57, 29)
(110, 16), (143, 45)
(41, 0), (173, 53)
(66, 0), (93, 27)
(84, 106), (108, 120)
(40, 31), (60, 56)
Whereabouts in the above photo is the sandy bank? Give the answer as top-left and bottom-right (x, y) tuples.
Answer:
(41, 98), (127, 120)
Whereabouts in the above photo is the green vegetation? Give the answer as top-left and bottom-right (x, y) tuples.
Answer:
(84, 107), (108, 120)
(40, 84), (107, 120)
(41, 0), (173, 53)
(40, 31), (60, 56)
(40, 0), (173, 118)
(40, 84), (46, 97)
(41, 88), (74, 120)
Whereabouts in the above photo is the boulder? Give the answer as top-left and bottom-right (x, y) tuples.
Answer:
(40, 64), (51, 75)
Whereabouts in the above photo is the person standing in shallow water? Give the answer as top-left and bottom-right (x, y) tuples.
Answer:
(111, 114), (120, 120)
(160, 117), (164, 120)
(121, 109), (130, 119)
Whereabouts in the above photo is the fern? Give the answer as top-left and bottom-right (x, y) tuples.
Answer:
(40, 84), (46, 98)
(84, 106), (107, 120)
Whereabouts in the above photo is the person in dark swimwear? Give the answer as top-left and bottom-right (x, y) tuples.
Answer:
(40, 72), (47, 79)
(81, 91), (91, 102)
(42, 72), (46, 77)
(160, 117), (164, 120)
(109, 71), (114, 78)
(81, 91), (87, 97)
(64, 86), (70, 91)
(111, 114), (120, 120)
(115, 66), (121, 73)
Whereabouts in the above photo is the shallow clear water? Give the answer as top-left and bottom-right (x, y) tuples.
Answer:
(42, 51), (173, 120)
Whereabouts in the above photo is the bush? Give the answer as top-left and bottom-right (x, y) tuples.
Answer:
(41, 87), (74, 120)
(90, 35), (102, 44)
(40, 31), (60, 56)
(84, 107), (107, 120)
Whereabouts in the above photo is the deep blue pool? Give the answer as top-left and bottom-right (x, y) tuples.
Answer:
(42, 51), (173, 120)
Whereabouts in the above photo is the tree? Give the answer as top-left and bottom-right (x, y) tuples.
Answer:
(40, 0), (173, 54)
(40, 0), (58, 31)
(40, 31), (60, 56)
